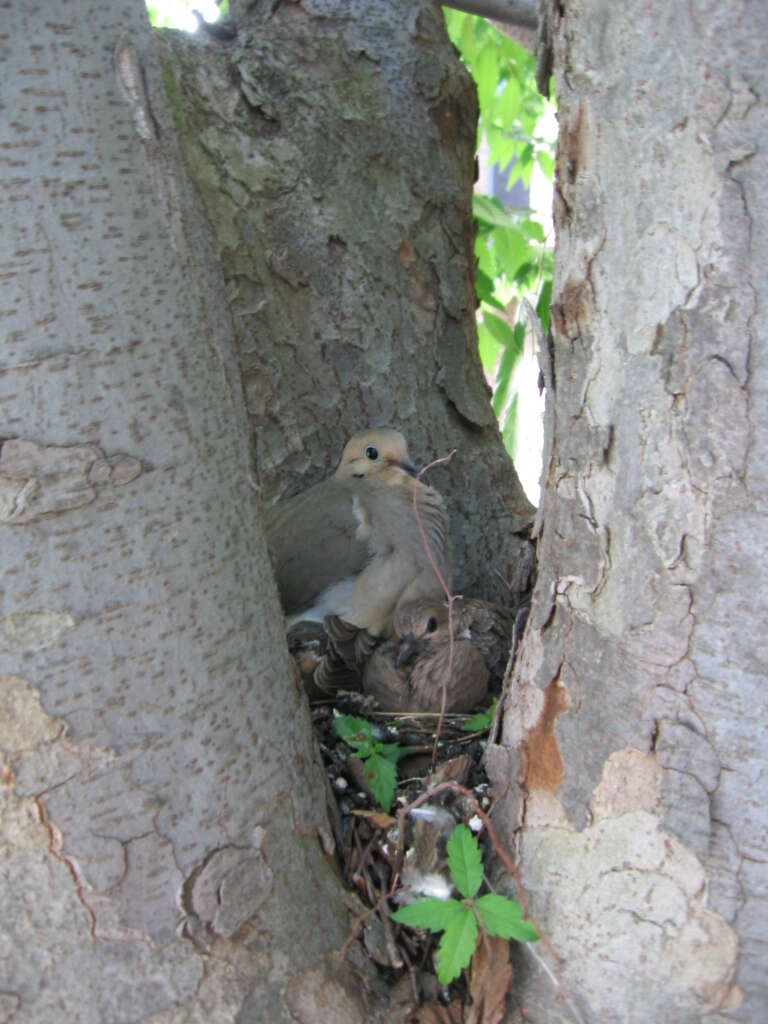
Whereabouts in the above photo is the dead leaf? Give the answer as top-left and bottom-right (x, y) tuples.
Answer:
(350, 808), (396, 829)
(428, 754), (472, 787)
(466, 935), (513, 1024)
(415, 999), (464, 1023)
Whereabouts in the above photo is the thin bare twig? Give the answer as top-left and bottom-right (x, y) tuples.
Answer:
(411, 451), (458, 767)
(339, 887), (391, 959)
(412, 451), (456, 601)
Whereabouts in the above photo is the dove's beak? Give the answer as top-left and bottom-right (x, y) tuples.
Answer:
(388, 459), (418, 478)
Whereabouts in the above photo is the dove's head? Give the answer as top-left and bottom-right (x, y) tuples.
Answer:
(334, 428), (418, 483)
(393, 599), (450, 666)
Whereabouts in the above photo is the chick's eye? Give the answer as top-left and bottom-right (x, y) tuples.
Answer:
(426, 616), (438, 633)
(364, 445), (379, 461)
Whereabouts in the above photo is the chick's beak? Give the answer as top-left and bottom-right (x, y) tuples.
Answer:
(395, 634), (423, 667)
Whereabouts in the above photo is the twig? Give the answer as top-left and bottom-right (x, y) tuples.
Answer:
(412, 451), (456, 601)
(398, 943), (421, 1005)
(339, 888), (392, 959)
(442, 0), (538, 32)
(412, 451), (458, 767)
(351, 830), (378, 885)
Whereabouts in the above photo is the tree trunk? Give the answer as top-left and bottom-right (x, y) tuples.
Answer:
(1, 3), (377, 1021)
(488, 1), (768, 1020)
(1, 1), (531, 1020)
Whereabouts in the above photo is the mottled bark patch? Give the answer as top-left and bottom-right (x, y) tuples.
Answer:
(0, 438), (141, 525)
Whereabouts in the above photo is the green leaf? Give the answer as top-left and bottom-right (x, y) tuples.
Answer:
(460, 697), (498, 733)
(513, 260), (537, 289)
(521, 218), (545, 243)
(502, 392), (520, 460)
(537, 149), (554, 180)
(495, 76), (521, 131)
(333, 714), (373, 751)
(518, 141), (534, 169)
(363, 752), (397, 811)
(491, 323), (525, 417)
(484, 126), (517, 174)
(458, 12), (478, 61)
(476, 894), (539, 943)
(492, 225), (529, 279)
(475, 235), (498, 283)
(472, 195), (519, 231)
(436, 906), (478, 985)
(446, 824), (484, 899)
(536, 279), (552, 335)
(377, 742), (406, 763)
(391, 897), (464, 933)
(475, 269), (505, 311)
(483, 312), (517, 349)
(474, 44), (499, 112)
(477, 320), (503, 375)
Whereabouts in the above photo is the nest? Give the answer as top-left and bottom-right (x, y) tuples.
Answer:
(312, 692), (525, 1022)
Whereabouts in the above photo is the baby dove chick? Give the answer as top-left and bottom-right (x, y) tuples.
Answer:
(362, 599), (489, 713)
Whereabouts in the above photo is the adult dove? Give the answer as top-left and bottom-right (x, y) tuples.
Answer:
(362, 599), (491, 713)
(265, 429), (452, 638)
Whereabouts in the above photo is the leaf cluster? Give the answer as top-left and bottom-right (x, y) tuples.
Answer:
(392, 824), (538, 985)
(444, 9), (555, 467)
(333, 714), (406, 812)
(459, 696), (498, 733)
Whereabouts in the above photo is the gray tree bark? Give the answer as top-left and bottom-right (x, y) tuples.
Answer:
(487, 1), (768, 1020)
(0, 2), (380, 1021)
(0, 0), (529, 1021)
(6, 0), (765, 1021)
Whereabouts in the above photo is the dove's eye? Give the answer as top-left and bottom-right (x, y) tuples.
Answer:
(364, 445), (379, 461)
(426, 616), (438, 633)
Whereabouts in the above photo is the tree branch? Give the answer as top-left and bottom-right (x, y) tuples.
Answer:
(442, 0), (538, 32)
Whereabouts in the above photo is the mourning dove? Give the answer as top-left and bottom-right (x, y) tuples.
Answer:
(362, 599), (490, 713)
(266, 429), (452, 638)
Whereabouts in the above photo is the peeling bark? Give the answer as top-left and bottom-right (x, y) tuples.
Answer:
(490, 1), (768, 1020)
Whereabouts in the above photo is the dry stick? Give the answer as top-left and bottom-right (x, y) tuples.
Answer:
(412, 451), (457, 767)
(397, 943), (421, 1006)
(339, 888), (392, 959)
(351, 830), (379, 885)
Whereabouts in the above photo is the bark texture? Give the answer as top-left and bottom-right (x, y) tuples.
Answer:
(158, 0), (535, 606)
(0, 3), (377, 1021)
(488, 1), (768, 1020)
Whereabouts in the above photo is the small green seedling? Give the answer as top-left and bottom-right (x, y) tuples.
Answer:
(391, 823), (538, 985)
(459, 697), (498, 733)
(333, 713), (406, 812)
